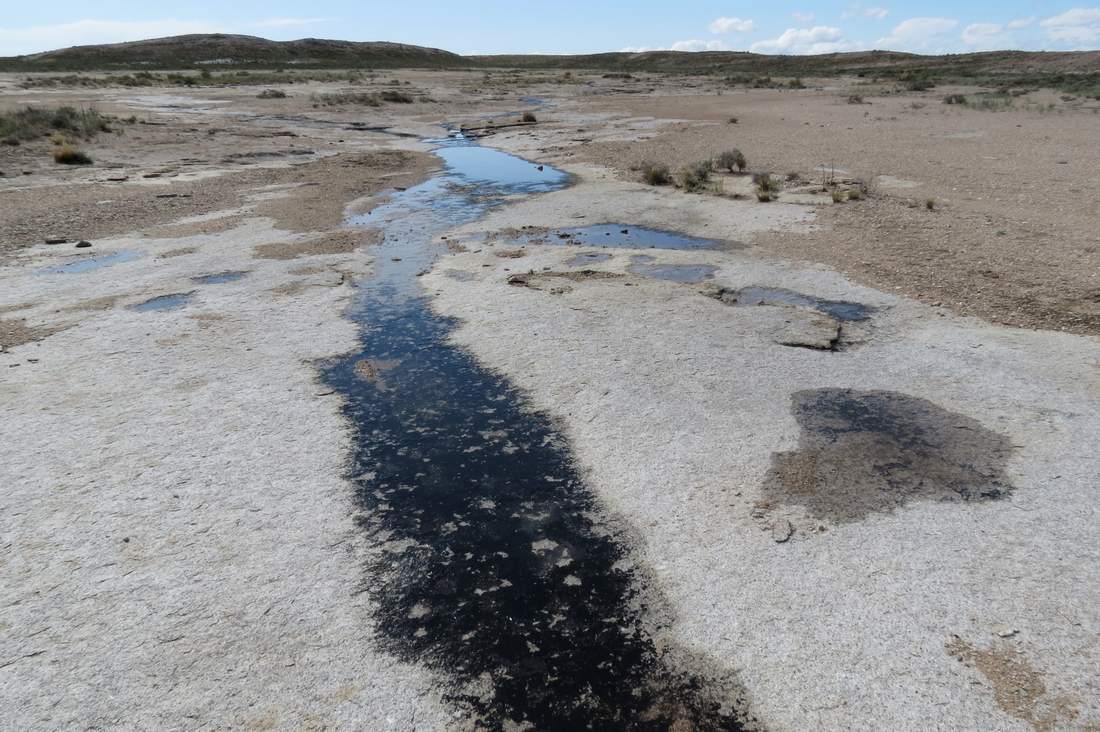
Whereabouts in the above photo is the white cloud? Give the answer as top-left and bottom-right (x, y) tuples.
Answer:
(709, 17), (755, 34)
(843, 6), (890, 20)
(1040, 8), (1100, 44)
(1007, 17), (1035, 30)
(877, 17), (958, 50)
(961, 22), (1006, 48)
(671, 39), (733, 52)
(793, 12), (815, 23)
(254, 17), (335, 28)
(751, 26), (857, 54)
(0, 19), (224, 56)
(620, 39), (735, 53)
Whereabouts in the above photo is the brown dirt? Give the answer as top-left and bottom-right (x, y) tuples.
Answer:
(0, 318), (65, 349)
(0, 149), (431, 260)
(252, 229), (382, 260)
(947, 636), (1080, 731)
(575, 89), (1100, 335)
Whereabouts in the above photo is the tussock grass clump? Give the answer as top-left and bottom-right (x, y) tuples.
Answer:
(257, 89), (287, 99)
(0, 105), (111, 142)
(641, 162), (672, 186)
(379, 89), (414, 103)
(943, 94), (967, 105)
(522, 111), (537, 123)
(831, 189), (846, 203)
(715, 149), (747, 173)
(679, 160), (713, 192)
(926, 198), (936, 210)
(847, 186), (863, 201)
(754, 172), (780, 202)
(53, 145), (92, 165)
(847, 94), (865, 104)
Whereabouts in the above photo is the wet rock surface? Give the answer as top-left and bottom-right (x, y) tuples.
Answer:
(762, 389), (1015, 523)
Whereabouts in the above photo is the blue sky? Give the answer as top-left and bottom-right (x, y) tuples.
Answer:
(2, 2), (1099, 56)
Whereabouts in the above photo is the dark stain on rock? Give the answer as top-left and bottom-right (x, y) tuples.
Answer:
(763, 389), (1015, 523)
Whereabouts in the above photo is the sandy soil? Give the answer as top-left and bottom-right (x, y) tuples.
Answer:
(2, 70), (1098, 730)
(566, 86), (1100, 335)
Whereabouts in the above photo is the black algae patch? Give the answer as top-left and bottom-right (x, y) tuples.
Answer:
(763, 389), (1015, 523)
(325, 139), (754, 730)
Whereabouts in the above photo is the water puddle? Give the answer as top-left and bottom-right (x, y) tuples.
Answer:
(128, 292), (194, 312)
(763, 389), (1015, 523)
(325, 137), (749, 728)
(191, 271), (247, 285)
(520, 224), (722, 250)
(732, 286), (872, 322)
(36, 250), (141, 275)
(433, 146), (568, 193)
(628, 255), (719, 284)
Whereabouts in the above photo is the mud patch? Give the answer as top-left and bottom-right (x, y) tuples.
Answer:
(192, 271), (247, 285)
(947, 636), (1080, 731)
(507, 269), (623, 293)
(628, 255), (719, 284)
(762, 389), (1015, 523)
(519, 223), (724, 251)
(565, 251), (613, 267)
(253, 230), (381, 260)
(709, 285), (872, 322)
(157, 247), (198, 259)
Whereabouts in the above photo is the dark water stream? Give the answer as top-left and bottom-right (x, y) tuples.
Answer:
(322, 135), (747, 729)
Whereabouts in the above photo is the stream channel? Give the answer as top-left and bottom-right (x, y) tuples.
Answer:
(321, 132), (749, 730)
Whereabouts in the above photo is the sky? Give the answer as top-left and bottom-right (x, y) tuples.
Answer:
(1, 2), (1099, 57)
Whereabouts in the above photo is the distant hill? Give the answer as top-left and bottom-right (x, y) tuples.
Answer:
(0, 34), (465, 71)
(468, 49), (1100, 78)
(1, 34), (1098, 89)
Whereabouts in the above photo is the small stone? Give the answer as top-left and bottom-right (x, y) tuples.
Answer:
(772, 519), (793, 543)
(44, 237), (68, 245)
(75, 241), (92, 249)
(993, 625), (1018, 638)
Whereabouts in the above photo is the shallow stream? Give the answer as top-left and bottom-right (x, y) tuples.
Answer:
(322, 134), (747, 729)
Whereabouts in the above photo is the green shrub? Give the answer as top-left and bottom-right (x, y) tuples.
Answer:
(641, 162), (672, 186)
(0, 106), (111, 142)
(257, 89), (288, 99)
(831, 189), (846, 203)
(715, 149), (747, 173)
(679, 160), (713, 192)
(754, 173), (780, 201)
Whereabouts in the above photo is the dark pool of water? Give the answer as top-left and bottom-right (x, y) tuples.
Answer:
(128, 292), (193, 312)
(191, 271), (246, 285)
(36, 250), (141, 275)
(735, 286), (873, 321)
(628, 255), (719, 283)
(520, 224), (721, 250)
(325, 137), (747, 729)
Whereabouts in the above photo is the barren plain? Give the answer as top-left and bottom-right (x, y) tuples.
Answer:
(1, 68), (1098, 730)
